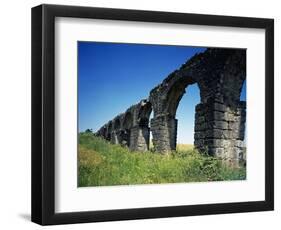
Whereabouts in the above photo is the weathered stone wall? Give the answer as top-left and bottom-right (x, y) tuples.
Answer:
(194, 100), (246, 166)
(150, 115), (177, 153)
(130, 126), (150, 151)
(96, 99), (152, 152)
(95, 48), (246, 167)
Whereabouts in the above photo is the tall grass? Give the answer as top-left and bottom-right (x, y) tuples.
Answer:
(78, 132), (246, 187)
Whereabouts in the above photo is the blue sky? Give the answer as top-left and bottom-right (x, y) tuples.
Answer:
(78, 42), (246, 144)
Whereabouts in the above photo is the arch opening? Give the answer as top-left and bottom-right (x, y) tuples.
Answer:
(150, 76), (202, 153)
(138, 101), (152, 127)
(175, 83), (201, 150)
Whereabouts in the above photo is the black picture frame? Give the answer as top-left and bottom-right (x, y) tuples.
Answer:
(31, 4), (274, 225)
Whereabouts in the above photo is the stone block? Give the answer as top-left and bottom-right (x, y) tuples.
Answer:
(195, 123), (206, 131)
(205, 129), (231, 139)
(228, 121), (240, 130)
(225, 112), (236, 121)
(208, 120), (228, 130)
(206, 139), (234, 148)
(208, 147), (224, 157)
(194, 139), (205, 147)
(235, 140), (245, 148)
(195, 116), (205, 124)
(213, 102), (227, 112)
(194, 131), (205, 139)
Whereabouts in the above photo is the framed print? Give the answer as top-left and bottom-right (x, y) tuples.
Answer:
(31, 4), (274, 225)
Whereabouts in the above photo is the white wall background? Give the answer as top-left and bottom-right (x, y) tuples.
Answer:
(0, 0), (279, 229)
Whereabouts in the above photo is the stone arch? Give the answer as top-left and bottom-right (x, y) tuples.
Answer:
(164, 79), (199, 118)
(138, 100), (152, 126)
(150, 75), (201, 152)
(149, 48), (246, 166)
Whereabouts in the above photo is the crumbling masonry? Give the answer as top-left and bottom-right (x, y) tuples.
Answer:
(95, 48), (246, 167)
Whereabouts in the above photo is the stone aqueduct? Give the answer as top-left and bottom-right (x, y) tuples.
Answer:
(95, 48), (246, 166)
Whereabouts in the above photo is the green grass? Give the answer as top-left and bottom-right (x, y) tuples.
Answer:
(78, 132), (246, 187)
(176, 143), (194, 152)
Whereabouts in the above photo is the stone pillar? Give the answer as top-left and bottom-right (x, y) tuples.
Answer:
(111, 131), (119, 144)
(194, 101), (246, 167)
(150, 115), (177, 153)
(129, 126), (150, 151)
(119, 129), (130, 148)
(194, 103), (207, 152)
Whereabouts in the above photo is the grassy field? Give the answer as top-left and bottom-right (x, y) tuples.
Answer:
(78, 132), (246, 187)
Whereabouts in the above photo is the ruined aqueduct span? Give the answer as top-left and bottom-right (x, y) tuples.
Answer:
(95, 48), (246, 166)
